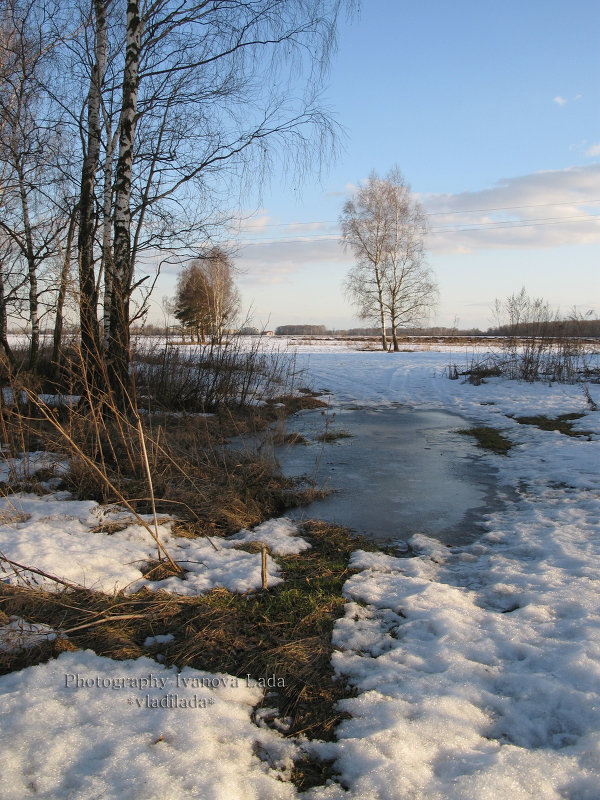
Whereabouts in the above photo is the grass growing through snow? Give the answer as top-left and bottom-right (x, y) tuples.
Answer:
(514, 413), (593, 438)
(0, 382), (327, 535)
(459, 426), (514, 454)
(0, 521), (387, 791)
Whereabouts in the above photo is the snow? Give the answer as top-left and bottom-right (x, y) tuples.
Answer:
(0, 650), (298, 800)
(0, 494), (297, 594)
(0, 451), (68, 484)
(228, 517), (311, 555)
(296, 350), (600, 800)
(143, 634), (175, 647)
(1, 344), (599, 798)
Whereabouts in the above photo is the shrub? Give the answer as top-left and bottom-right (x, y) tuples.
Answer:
(456, 289), (599, 384)
(133, 335), (299, 412)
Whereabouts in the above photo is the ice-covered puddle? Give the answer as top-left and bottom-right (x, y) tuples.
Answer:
(275, 404), (502, 546)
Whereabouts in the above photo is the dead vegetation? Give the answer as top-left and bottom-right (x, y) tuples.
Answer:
(315, 429), (352, 442)
(0, 342), (327, 536)
(451, 292), (600, 385)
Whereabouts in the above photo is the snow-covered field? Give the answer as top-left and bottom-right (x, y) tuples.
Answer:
(1, 345), (599, 799)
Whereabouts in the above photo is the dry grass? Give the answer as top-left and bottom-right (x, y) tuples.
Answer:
(0, 373), (324, 538)
(271, 432), (310, 446)
(315, 429), (352, 442)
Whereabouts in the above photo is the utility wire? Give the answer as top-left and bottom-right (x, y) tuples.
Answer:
(233, 198), (600, 233)
(430, 215), (599, 233)
(235, 214), (600, 247)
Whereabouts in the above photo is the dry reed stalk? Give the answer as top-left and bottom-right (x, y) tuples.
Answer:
(58, 614), (149, 635)
(24, 390), (180, 573)
(76, 348), (108, 477)
(0, 552), (81, 589)
(136, 417), (161, 558)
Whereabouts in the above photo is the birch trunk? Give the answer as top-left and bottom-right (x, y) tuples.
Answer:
(374, 264), (387, 352)
(102, 126), (118, 351)
(108, 0), (142, 406)
(0, 267), (15, 366)
(77, 0), (107, 382)
(53, 207), (78, 366)
(18, 167), (39, 371)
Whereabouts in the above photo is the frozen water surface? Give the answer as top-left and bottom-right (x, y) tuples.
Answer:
(276, 405), (500, 545)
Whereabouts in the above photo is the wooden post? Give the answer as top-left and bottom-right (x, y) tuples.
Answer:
(261, 544), (268, 590)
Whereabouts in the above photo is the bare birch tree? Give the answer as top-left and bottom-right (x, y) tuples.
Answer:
(77, 0), (108, 380)
(341, 168), (437, 351)
(0, 0), (67, 370)
(380, 168), (436, 350)
(341, 171), (392, 350)
(1, 0), (352, 392)
(68, 0), (352, 404)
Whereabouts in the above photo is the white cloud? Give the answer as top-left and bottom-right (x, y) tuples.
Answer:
(423, 164), (600, 254)
(237, 237), (345, 284)
(553, 95), (567, 106)
(286, 221), (329, 234)
(586, 143), (600, 158)
(232, 210), (275, 233)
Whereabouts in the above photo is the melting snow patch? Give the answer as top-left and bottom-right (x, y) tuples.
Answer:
(143, 634), (175, 647)
(0, 451), (69, 484)
(0, 494), (283, 594)
(228, 517), (311, 555)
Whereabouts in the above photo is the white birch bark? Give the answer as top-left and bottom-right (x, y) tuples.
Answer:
(109, 0), (143, 400)
(78, 0), (107, 372)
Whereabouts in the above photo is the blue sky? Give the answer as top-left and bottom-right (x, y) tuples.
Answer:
(152, 0), (600, 331)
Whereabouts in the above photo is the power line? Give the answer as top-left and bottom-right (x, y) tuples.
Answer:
(426, 198), (600, 216)
(235, 213), (600, 247)
(430, 215), (600, 234)
(233, 198), (600, 233)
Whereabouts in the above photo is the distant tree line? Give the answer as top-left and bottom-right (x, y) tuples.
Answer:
(271, 320), (600, 338)
(272, 324), (485, 337)
(488, 318), (600, 338)
(275, 325), (327, 336)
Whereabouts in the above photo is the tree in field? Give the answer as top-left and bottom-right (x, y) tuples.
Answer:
(341, 168), (437, 351)
(173, 264), (209, 343)
(173, 249), (239, 344)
